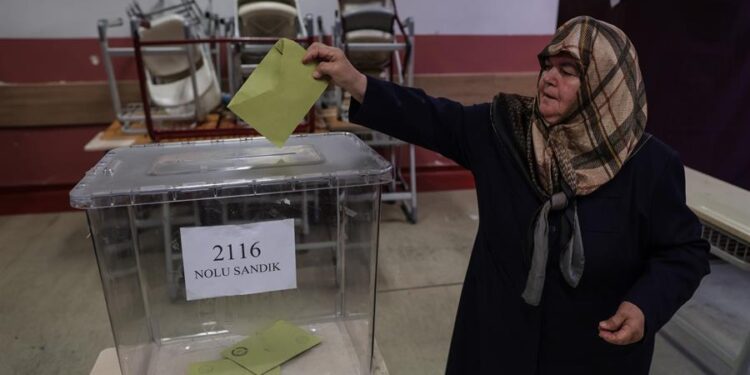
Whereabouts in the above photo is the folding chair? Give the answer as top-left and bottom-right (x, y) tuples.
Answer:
(238, 0), (299, 39)
(98, 0), (223, 134)
(139, 13), (221, 119)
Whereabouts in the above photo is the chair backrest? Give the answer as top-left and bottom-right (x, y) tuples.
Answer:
(340, 0), (388, 6)
(341, 4), (394, 33)
(138, 14), (220, 112)
(238, 0), (296, 8)
(345, 30), (394, 70)
(238, 1), (298, 38)
(140, 14), (201, 78)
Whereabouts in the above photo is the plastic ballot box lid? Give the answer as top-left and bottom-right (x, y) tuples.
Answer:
(70, 132), (392, 209)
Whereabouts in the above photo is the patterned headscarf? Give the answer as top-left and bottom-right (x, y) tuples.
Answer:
(531, 16), (647, 196)
(518, 16), (648, 306)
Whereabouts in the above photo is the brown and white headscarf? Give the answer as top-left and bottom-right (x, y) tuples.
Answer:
(531, 15), (647, 196)
(491, 16), (648, 305)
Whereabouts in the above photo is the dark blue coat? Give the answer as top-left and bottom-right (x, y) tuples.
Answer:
(350, 76), (711, 374)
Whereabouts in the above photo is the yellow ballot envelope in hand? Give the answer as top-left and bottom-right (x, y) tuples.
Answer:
(228, 38), (328, 147)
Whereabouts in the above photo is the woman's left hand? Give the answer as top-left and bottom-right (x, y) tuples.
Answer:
(598, 301), (645, 345)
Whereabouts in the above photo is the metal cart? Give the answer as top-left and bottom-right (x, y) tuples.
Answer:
(333, 0), (418, 223)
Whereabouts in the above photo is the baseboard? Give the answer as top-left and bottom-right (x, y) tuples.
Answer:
(0, 185), (77, 216)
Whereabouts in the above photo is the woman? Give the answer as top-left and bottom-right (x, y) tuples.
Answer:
(303, 16), (710, 374)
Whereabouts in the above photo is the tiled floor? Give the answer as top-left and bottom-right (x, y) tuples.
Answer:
(0, 190), (747, 374)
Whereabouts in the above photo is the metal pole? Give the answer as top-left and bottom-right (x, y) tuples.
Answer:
(336, 188), (347, 317)
(406, 17), (415, 87)
(184, 24), (202, 121)
(214, 44), (222, 92)
(297, 0), (309, 38)
(389, 147), (398, 191)
(98, 19), (123, 122)
(127, 206), (157, 344)
(233, 0), (240, 38)
(345, 43), (407, 51)
(393, 50), (404, 86)
(226, 41), (236, 94)
(130, 18), (157, 141)
(333, 15), (344, 119)
(409, 143), (417, 220)
(317, 15), (325, 44)
(211, 17), (222, 93)
(304, 13), (313, 39)
(302, 190), (310, 236)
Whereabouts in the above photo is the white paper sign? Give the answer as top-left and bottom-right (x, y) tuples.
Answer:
(180, 219), (296, 301)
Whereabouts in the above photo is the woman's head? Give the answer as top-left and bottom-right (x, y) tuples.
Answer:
(535, 16), (647, 131)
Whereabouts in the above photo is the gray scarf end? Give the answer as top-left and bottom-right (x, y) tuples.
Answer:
(521, 193), (585, 306)
(521, 286), (542, 306)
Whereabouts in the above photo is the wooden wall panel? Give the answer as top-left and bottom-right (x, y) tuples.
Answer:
(0, 81), (140, 127)
(0, 73), (538, 127)
(414, 72), (538, 105)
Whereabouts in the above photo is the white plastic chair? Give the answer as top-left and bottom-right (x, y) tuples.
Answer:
(139, 14), (221, 117)
(238, 1), (298, 38)
(340, 1), (397, 73)
(345, 29), (394, 72)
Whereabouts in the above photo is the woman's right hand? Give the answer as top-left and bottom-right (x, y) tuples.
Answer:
(302, 42), (367, 103)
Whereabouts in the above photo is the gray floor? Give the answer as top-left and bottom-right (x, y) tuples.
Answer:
(0, 190), (748, 374)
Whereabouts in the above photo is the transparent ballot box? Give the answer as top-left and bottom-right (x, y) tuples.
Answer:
(70, 133), (392, 375)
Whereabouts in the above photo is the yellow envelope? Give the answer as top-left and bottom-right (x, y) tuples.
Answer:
(222, 320), (321, 375)
(186, 358), (262, 375)
(228, 38), (327, 147)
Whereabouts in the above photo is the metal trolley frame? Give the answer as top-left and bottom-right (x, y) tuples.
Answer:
(333, 6), (418, 223)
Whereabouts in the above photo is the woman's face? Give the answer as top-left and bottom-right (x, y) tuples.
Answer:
(538, 54), (581, 125)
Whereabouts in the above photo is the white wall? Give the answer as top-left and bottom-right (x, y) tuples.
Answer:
(0, 0), (557, 38)
(398, 0), (558, 35)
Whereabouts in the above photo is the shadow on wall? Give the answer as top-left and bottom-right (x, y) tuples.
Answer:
(558, 0), (750, 190)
